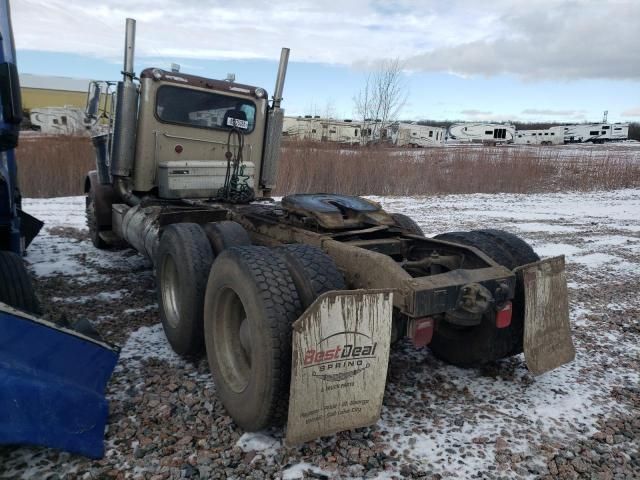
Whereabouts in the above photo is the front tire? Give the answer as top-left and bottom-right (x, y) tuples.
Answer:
(0, 251), (41, 315)
(204, 246), (302, 430)
(156, 223), (214, 357)
(86, 192), (108, 249)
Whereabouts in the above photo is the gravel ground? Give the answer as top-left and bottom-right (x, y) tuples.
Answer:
(1, 189), (639, 479)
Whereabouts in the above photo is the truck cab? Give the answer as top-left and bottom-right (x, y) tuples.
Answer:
(130, 69), (270, 199)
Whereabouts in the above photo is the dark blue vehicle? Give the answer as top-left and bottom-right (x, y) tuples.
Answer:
(0, 0), (41, 258)
(0, 0), (118, 459)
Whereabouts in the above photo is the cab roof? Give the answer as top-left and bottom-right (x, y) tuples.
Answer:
(140, 68), (265, 99)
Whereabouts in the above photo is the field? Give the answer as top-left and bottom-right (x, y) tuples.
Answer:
(16, 135), (640, 198)
(1, 187), (638, 479)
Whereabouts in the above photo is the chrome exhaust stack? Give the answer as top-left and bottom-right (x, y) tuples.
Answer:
(272, 48), (289, 109)
(111, 18), (140, 206)
(260, 48), (290, 194)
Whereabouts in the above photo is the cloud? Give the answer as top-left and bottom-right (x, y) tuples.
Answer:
(460, 109), (492, 116)
(403, 2), (640, 80)
(621, 107), (640, 117)
(14, 0), (638, 82)
(14, 0), (463, 65)
(522, 109), (585, 116)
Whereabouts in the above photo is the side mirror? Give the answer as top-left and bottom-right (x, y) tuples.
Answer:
(0, 62), (22, 125)
(86, 81), (101, 120)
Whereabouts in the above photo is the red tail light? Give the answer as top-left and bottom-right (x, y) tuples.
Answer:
(496, 302), (512, 328)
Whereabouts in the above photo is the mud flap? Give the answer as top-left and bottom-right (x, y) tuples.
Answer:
(516, 255), (575, 375)
(285, 290), (393, 446)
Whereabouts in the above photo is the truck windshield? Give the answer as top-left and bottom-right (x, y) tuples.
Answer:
(156, 85), (256, 133)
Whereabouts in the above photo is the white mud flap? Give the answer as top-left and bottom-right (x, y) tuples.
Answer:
(285, 290), (393, 446)
(517, 255), (575, 375)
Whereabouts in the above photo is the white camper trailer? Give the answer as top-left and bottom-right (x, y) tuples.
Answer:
(393, 123), (445, 147)
(514, 126), (565, 145)
(283, 116), (365, 144)
(29, 107), (91, 135)
(319, 119), (363, 144)
(282, 116), (324, 141)
(563, 123), (629, 143)
(447, 123), (515, 144)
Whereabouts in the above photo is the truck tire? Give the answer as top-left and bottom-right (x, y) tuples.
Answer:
(202, 221), (251, 255)
(391, 213), (424, 236)
(429, 230), (538, 367)
(473, 229), (540, 355)
(276, 244), (346, 308)
(86, 193), (108, 249)
(0, 251), (41, 315)
(156, 223), (214, 357)
(203, 246), (302, 430)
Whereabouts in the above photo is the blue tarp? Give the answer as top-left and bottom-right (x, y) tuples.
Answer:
(0, 304), (119, 458)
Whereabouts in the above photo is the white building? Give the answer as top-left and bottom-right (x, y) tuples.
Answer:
(447, 123), (515, 144)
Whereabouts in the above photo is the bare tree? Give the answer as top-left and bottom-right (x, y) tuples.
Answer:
(354, 58), (407, 144)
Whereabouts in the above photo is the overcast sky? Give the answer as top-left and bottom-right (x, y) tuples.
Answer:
(13, 0), (640, 122)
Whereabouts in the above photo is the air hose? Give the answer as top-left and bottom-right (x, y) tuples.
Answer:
(217, 128), (255, 203)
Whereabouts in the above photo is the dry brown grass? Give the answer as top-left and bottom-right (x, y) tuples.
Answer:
(275, 141), (640, 196)
(15, 135), (640, 198)
(17, 135), (94, 198)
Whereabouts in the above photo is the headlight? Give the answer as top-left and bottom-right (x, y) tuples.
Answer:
(255, 87), (266, 99)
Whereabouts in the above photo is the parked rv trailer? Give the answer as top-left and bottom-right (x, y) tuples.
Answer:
(514, 126), (564, 145)
(29, 107), (91, 135)
(320, 119), (362, 144)
(563, 123), (629, 143)
(283, 116), (364, 144)
(447, 123), (515, 144)
(282, 116), (323, 141)
(393, 123), (445, 147)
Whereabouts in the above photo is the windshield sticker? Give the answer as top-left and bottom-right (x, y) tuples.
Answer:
(226, 117), (249, 129)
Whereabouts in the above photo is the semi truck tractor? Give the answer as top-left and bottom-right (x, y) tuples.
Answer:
(85, 18), (575, 444)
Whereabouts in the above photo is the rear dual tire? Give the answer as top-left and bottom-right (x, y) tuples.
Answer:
(156, 221), (252, 358)
(204, 244), (344, 430)
(391, 213), (424, 236)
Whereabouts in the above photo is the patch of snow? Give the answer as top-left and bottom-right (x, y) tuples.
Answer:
(123, 305), (157, 314)
(282, 462), (331, 480)
(572, 253), (621, 268)
(588, 235), (639, 247)
(533, 243), (583, 257)
(236, 432), (280, 453)
(51, 289), (129, 304)
(513, 223), (579, 233)
(117, 323), (182, 367)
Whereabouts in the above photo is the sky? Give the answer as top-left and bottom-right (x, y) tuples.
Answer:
(12, 0), (640, 123)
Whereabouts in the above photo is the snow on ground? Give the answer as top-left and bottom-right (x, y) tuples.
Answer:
(1, 190), (639, 479)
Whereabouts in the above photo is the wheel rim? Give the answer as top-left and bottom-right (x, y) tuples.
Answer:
(161, 254), (181, 329)
(214, 287), (252, 393)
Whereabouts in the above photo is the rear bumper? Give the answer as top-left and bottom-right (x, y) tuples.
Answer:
(405, 266), (515, 317)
